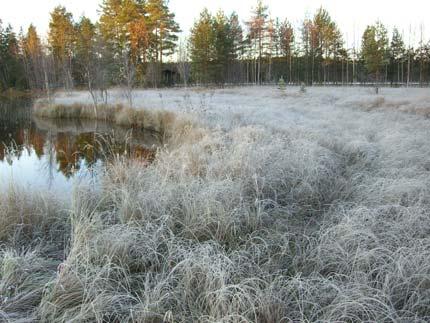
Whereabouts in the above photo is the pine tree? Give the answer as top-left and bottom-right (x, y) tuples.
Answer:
(189, 9), (241, 85)
(279, 19), (294, 82)
(213, 10), (239, 83)
(361, 22), (389, 86)
(266, 18), (277, 82)
(22, 24), (44, 90)
(300, 18), (313, 84)
(146, 0), (180, 64)
(75, 17), (112, 111)
(0, 23), (26, 90)
(99, 0), (179, 86)
(189, 9), (215, 84)
(23, 25), (42, 59)
(99, 0), (141, 53)
(128, 16), (150, 70)
(229, 12), (244, 83)
(390, 28), (406, 83)
(145, 0), (180, 86)
(415, 40), (430, 85)
(48, 6), (75, 90)
(99, 0), (144, 94)
(229, 12), (244, 59)
(74, 17), (96, 85)
(246, 0), (268, 84)
(311, 8), (343, 84)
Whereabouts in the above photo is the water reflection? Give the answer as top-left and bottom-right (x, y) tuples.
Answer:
(0, 99), (159, 195)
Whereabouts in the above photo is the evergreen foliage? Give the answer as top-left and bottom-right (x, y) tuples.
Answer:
(1, 1), (430, 91)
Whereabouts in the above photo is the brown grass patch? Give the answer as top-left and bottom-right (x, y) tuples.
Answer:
(33, 102), (196, 143)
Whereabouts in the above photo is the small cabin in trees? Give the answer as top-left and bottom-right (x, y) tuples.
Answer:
(162, 64), (180, 86)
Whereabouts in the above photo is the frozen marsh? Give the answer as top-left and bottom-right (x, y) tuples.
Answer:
(2, 86), (430, 322)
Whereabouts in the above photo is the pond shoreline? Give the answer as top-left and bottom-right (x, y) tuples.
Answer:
(1, 99), (159, 196)
(33, 102), (180, 139)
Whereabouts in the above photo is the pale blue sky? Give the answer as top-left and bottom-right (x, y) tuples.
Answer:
(1, 0), (429, 47)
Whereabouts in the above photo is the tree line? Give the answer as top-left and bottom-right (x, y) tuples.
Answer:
(1, 0), (430, 95)
(189, 3), (430, 87)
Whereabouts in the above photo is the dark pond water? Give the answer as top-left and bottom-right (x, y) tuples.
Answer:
(0, 99), (159, 196)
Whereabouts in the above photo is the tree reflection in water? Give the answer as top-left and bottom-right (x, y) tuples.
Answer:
(0, 99), (159, 191)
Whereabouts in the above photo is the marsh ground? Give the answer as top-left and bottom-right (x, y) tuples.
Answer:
(2, 86), (430, 322)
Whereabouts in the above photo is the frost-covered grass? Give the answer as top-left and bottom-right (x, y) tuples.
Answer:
(0, 188), (69, 321)
(2, 86), (430, 321)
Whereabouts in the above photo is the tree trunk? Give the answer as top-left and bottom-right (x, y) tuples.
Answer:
(289, 54), (292, 84)
(407, 54), (411, 87)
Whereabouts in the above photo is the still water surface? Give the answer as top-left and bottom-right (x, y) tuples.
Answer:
(0, 99), (158, 195)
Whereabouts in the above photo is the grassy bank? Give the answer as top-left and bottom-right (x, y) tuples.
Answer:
(0, 187), (69, 321)
(33, 102), (194, 142)
(0, 89), (34, 100)
(2, 88), (430, 321)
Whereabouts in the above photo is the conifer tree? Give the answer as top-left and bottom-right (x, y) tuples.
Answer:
(390, 28), (406, 83)
(99, 0), (179, 86)
(311, 8), (343, 83)
(99, 0), (143, 93)
(189, 9), (215, 84)
(22, 24), (44, 90)
(146, 0), (180, 64)
(279, 19), (294, 82)
(48, 6), (75, 90)
(229, 12), (244, 59)
(74, 17), (96, 82)
(266, 18), (277, 81)
(246, 0), (268, 84)
(0, 23), (26, 90)
(99, 0), (141, 53)
(361, 22), (389, 84)
(145, 0), (180, 86)
(213, 10), (238, 83)
(415, 40), (430, 85)
(300, 18), (313, 84)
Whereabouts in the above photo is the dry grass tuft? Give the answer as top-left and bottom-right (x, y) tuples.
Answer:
(0, 187), (69, 246)
(33, 102), (195, 144)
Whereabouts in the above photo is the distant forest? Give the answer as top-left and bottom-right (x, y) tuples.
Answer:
(1, 0), (430, 93)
